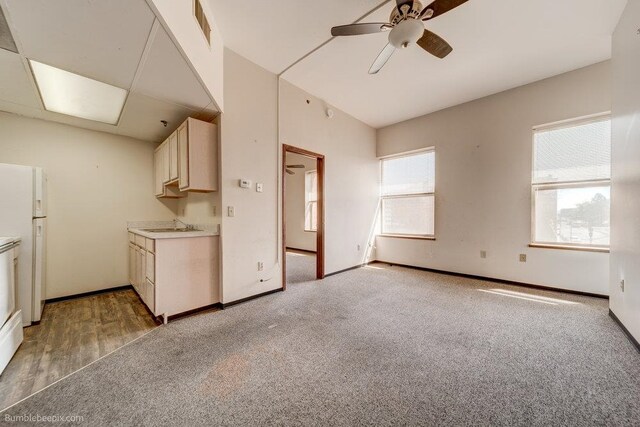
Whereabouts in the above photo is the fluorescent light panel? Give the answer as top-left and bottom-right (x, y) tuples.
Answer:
(29, 60), (127, 125)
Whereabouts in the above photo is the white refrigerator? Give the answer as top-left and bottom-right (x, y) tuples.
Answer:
(0, 163), (47, 326)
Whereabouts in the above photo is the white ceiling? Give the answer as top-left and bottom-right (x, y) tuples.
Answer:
(208, 0), (385, 74)
(0, 0), (217, 142)
(209, 0), (627, 128)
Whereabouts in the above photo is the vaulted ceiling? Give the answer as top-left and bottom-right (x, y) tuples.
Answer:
(0, 0), (217, 142)
(209, 0), (627, 128)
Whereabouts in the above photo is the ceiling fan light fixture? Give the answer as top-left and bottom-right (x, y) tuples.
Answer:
(388, 19), (424, 49)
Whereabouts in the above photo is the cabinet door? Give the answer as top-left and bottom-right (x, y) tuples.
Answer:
(162, 143), (170, 184)
(134, 247), (141, 290)
(154, 150), (164, 197)
(128, 244), (136, 285)
(169, 131), (178, 181)
(145, 279), (155, 313)
(138, 248), (146, 292)
(146, 251), (155, 283)
(178, 121), (189, 190)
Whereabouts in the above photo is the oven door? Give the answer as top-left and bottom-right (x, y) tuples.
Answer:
(0, 242), (16, 328)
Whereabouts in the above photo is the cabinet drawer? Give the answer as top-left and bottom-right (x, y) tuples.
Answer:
(145, 238), (155, 253)
(146, 251), (155, 283)
(135, 234), (145, 248)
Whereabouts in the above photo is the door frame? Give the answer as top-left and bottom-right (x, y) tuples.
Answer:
(282, 144), (325, 289)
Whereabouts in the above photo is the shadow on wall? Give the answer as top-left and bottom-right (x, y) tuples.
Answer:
(363, 199), (381, 265)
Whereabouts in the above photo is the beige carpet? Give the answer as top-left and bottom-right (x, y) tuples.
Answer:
(2, 263), (639, 426)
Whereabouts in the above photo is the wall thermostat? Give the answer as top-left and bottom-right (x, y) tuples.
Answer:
(239, 179), (251, 189)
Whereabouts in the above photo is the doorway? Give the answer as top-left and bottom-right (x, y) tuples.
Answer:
(282, 145), (325, 289)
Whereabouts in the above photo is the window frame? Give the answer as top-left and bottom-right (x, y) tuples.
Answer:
(379, 148), (436, 239)
(530, 113), (611, 251)
(193, 0), (212, 47)
(304, 170), (318, 232)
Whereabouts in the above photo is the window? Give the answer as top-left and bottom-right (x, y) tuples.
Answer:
(381, 150), (435, 237)
(194, 0), (211, 46)
(532, 115), (611, 249)
(305, 170), (318, 232)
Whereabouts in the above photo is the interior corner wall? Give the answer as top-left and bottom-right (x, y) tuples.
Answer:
(376, 61), (612, 295)
(147, 0), (224, 110)
(0, 112), (177, 299)
(285, 152), (317, 252)
(220, 49), (280, 304)
(610, 2), (640, 343)
(279, 80), (379, 275)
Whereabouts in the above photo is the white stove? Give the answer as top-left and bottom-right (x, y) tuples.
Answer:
(0, 237), (22, 375)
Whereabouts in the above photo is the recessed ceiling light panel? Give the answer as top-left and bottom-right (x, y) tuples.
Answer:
(29, 60), (127, 125)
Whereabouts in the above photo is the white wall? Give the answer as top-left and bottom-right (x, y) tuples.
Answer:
(218, 50), (379, 303)
(285, 152), (317, 252)
(0, 112), (177, 299)
(280, 80), (379, 275)
(376, 61), (612, 295)
(219, 49), (280, 304)
(610, 2), (640, 342)
(148, 0), (224, 111)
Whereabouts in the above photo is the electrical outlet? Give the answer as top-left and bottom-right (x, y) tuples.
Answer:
(480, 250), (487, 259)
(620, 279), (625, 292)
(519, 254), (527, 263)
(258, 262), (264, 272)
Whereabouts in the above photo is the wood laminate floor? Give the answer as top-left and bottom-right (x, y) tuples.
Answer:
(0, 289), (158, 411)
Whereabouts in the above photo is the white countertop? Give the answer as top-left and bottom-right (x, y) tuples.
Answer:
(128, 228), (219, 239)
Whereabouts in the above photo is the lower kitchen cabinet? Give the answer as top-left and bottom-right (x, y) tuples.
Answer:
(128, 232), (219, 323)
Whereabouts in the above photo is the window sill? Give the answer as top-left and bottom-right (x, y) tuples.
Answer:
(378, 234), (436, 241)
(528, 243), (610, 253)
(304, 230), (317, 233)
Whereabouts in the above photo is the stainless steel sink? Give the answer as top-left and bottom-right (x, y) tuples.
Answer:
(141, 228), (201, 233)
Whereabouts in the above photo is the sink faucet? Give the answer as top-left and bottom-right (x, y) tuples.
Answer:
(174, 218), (195, 230)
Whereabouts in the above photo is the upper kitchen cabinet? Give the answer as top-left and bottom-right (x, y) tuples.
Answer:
(154, 117), (217, 198)
(168, 132), (178, 182)
(178, 118), (218, 193)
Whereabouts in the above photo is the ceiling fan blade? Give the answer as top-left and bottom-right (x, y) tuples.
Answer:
(417, 29), (453, 59)
(286, 169), (295, 175)
(331, 23), (389, 37)
(396, 0), (414, 15)
(369, 44), (396, 75)
(420, 0), (468, 20)
(286, 165), (305, 168)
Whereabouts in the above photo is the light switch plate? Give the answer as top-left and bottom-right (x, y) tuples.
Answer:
(519, 254), (527, 263)
(227, 206), (235, 217)
(256, 183), (263, 193)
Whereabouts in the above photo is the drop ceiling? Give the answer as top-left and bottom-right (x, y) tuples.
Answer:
(209, 0), (627, 128)
(0, 0), (218, 142)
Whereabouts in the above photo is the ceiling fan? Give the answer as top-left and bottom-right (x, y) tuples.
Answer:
(286, 164), (305, 175)
(330, 0), (468, 74)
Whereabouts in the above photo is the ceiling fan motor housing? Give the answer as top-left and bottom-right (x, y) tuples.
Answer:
(390, 0), (424, 25)
(389, 19), (424, 49)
